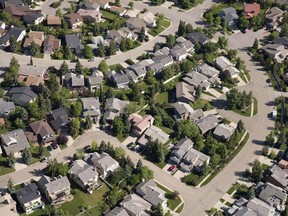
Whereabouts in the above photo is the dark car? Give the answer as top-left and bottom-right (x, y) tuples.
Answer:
(47, 145), (53, 151)
(127, 142), (134, 149)
(83, 145), (91, 152)
(51, 142), (58, 149)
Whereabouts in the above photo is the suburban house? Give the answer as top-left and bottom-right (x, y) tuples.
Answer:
(135, 179), (167, 207)
(46, 15), (62, 28)
(124, 68), (138, 82)
(3, 5), (32, 19)
(87, 36), (108, 49)
(256, 182), (287, 211)
(37, 175), (71, 205)
(118, 27), (138, 40)
(29, 120), (55, 143)
(43, 34), (61, 54)
(64, 34), (84, 54)
(265, 7), (284, 29)
(128, 113), (154, 136)
(214, 56), (240, 78)
(23, 12), (44, 25)
(23, 31), (45, 48)
(138, 11), (156, 27)
(126, 17), (146, 32)
(213, 123), (236, 141)
(14, 183), (44, 214)
(275, 0), (288, 6)
(84, 152), (120, 178)
(273, 37), (288, 48)
(180, 148), (210, 173)
(169, 45), (188, 61)
(265, 164), (288, 189)
(179, 39), (195, 53)
(77, 9), (102, 23)
(278, 159), (288, 172)
(81, 97), (101, 121)
(48, 108), (70, 131)
(0, 0), (24, 9)
(79, 1), (100, 10)
(120, 194), (151, 216)
(1, 129), (29, 155)
(85, 72), (103, 90)
(63, 72), (85, 89)
(147, 55), (174, 73)
(196, 63), (220, 79)
(186, 31), (210, 45)
(0, 193), (17, 216)
(196, 114), (219, 134)
(128, 62), (149, 79)
(18, 74), (44, 87)
(0, 26), (26, 47)
(7, 87), (37, 106)
(243, 2), (260, 19)
(0, 98), (15, 116)
(172, 102), (195, 121)
(103, 98), (129, 122)
(175, 81), (195, 104)
(219, 7), (239, 28)
(94, 0), (109, 9)
(106, 207), (129, 216)
(124, 10), (138, 18)
(261, 43), (288, 62)
(109, 6), (127, 16)
(64, 13), (83, 28)
(137, 125), (170, 147)
(107, 71), (130, 89)
(182, 71), (212, 90)
(170, 138), (194, 165)
(69, 160), (99, 193)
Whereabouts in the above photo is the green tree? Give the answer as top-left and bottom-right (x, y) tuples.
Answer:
(7, 179), (15, 194)
(9, 36), (18, 52)
(185, 23), (193, 33)
(251, 160), (263, 183)
(29, 41), (40, 56)
(98, 60), (109, 73)
(112, 116), (124, 135)
(150, 203), (164, 216)
(69, 118), (80, 137)
(84, 45), (93, 59)
(128, 1), (134, 8)
(108, 40), (117, 55)
(60, 61), (69, 75)
(30, 56), (33, 65)
(252, 38), (259, 51)
(22, 148), (32, 165)
(56, 8), (63, 18)
(70, 101), (82, 117)
(47, 159), (69, 177)
(7, 153), (16, 168)
(115, 0), (121, 6)
(178, 20), (186, 37)
(166, 34), (175, 48)
(3, 57), (19, 86)
(98, 41), (106, 57)
(262, 146), (269, 156)
(85, 116), (93, 130)
(238, 15), (249, 31)
(63, 45), (73, 59)
(265, 131), (275, 146)
(75, 61), (84, 74)
(218, 36), (228, 49)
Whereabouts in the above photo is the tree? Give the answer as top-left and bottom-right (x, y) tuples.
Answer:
(7, 179), (15, 194)
(112, 116), (125, 135)
(115, 0), (121, 6)
(109, 40), (117, 55)
(60, 61), (69, 75)
(47, 159), (69, 177)
(98, 41), (105, 57)
(30, 56), (33, 65)
(145, 139), (168, 163)
(252, 39), (259, 52)
(75, 61), (84, 74)
(218, 36), (228, 49)
(57, 135), (68, 145)
(73, 148), (85, 160)
(195, 85), (202, 100)
(3, 57), (19, 86)
(29, 41), (40, 56)
(69, 118), (80, 137)
(138, 27), (146, 42)
(181, 60), (193, 73)
(262, 146), (269, 156)
(63, 45), (72, 59)
(98, 60), (109, 73)
(84, 45), (93, 59)
(70, 100), (82, 117)
(56, 8), (63, 17)
(128, 1), (134, 8)
(38, 145), (44, 158)
(185, 23), (193, 33)
(9, 36), (18, 52)
(251, 160), (263, 183)
(22, 148), (32, 165)
(178, 20), (186, 37)
(7, 153), (16, 168)
(265, 131), (275, 146)
(214, 16), (221, 27)
(85, 116), (93, 130)
(237, 120), (244, 132)
(150, 203), (164, 216)
(166, 34), (175, 48)
(238, 15), (249, 31)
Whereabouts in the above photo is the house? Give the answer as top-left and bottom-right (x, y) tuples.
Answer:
(257, 182), (287, 211)
(196, 114), (219, 134)
(85, 72), (103, 90)
(106, 207), (129, 216)
(109, 71), (130, 89)
(273, 36), (288, 48)
(77, 9), (102, 23)
(186, 31), (210, 45)
(7, 87), (36, 106)
(29, 120), (55, 143)
(124, 68), (138, 82)
(43, 34), (60, 54)
(106, 29), (122, 41)
(18, 65), (46, 86)
(266, 164), (288, 189)
(278, 159), (288, 171)
(94, 0), (109, 9)
(151, 54), (173, 68)
(65, 34), (84, 54)
(190, 109), (205, 122)
(109, 6), (127, 17)
(139, 11), (156, 27)
(137, 125), (170, 147)
(15, 183), (44, 214)
(87, 36), (108, 49)
(1, 129), (30, 155)
(129, 63), (148, 79)
(214, 56), (239, 78)
(37, 175), (71, 205)
(243, 2), (261, 19)
(64, 13), (83, 28)
(179, 40), (194, 53)
(118, 27), (138, 40)
(213, 123), (236, 141)
(79, 1), (100, 10)
(84, 152), (119, 178)
(170, 45), (188, 61)
(0, 193), (17, 216)
(18, 75), (44, 87)
(262, 44), (288, 62)
(179, 148), (210, 173)
(23, 31), (45, 48)
(48, 108), (69, 131)
(196, 63), (220, 78)
(69, 160), (98, 193)
(63, 73), (85, 89)
(182, 71), (211, 90)
(120, 194), (151, 216)
(135, 179), (167, 207)
(154, 47), (170, 56)
(219, 7), (239, 28)
(0, 98), (15, 116)
(169, 138), (194, 165)
(3, 5), (31, 18)
(81, 97), (100, 120)
(0, 0), (23, 9)
(128, 113), (154, 136)
(124, 10), (138, 18)
(0, 26), (26, 47)
(46, 15), (62, 28)
(103, 98), (129, 122)
(172, 102), (194, 121)
(265, 7), (284, 29)
(175, 81), (195, 104)
(126, 17), (146, 32)
(23, 12), (44, 25)
(275, 0), (288, 6)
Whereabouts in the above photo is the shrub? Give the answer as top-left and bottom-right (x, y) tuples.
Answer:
(57, 135), (68, 145)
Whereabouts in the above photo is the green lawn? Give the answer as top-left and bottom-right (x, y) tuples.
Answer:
(155, 92), (169, 104)
(203, 91), (216, 98)
(193, 99), (213, 110)
(227, 183), (240, 195)
(30, 146), (50, 164)
(148, 18), (171, 36)
(0, 156), (15, 176)
(83, 203), (103, 216)
(232, 97), (257, 117)
(155, 161), (166, 169)
(59, 181), (110, 216)
(253, 97), (258, 116)
(176, 203), (184, 213)
(156, 183), (182, 210)
(109, 64), (124, 71)
(58, 143), (68, 150)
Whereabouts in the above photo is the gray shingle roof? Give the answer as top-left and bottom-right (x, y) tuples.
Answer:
(186, 32), (209, 45)
(69, 160), (98, 184)
(213, 123), (236, 140)
(65, 34), (84, 51)
(7, 87), (36, 105)
(15, 183), (41, 205)
(81, 97), (100, 117)
(0, 98), (15, 114)
(137, 125), (169, 146)
(44, 176), (70, 195)
(49, 108), (69, 131)
(267, 164), (288, 188)
(106, 207), (129, 216)
(120, 194), (151, 216)
(196, 114), (219, 134)
(1, 129), (30, 155)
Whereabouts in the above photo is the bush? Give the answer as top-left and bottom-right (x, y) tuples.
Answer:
(262, 146), (269, 156)
(57, 135), (68, 145)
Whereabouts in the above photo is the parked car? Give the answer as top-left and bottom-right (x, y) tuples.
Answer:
(51, 142), (58, 149)
(41, 157), (51, 163)
(127, 142), (134, 149)
(88, 58), (95, 62)
(134, 145), (142, 153)
(47, 145), (52, 151)
(83, 145), (91, 152)
(168, 165), (176, 172)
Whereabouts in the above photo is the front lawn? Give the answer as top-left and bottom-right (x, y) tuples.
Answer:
(232, 97), (257, 117)
(148, 18), (171, 37)
(193, 99), (214, 110)
(156, 183), (182, 211)
(30, 146), (50, 164)
(155, 92), (169, 104)
(176, 203), (184, 213)
(0, 156), (15, 176)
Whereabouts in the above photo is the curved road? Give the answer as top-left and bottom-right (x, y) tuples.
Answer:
(0, 1), (279, 215)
